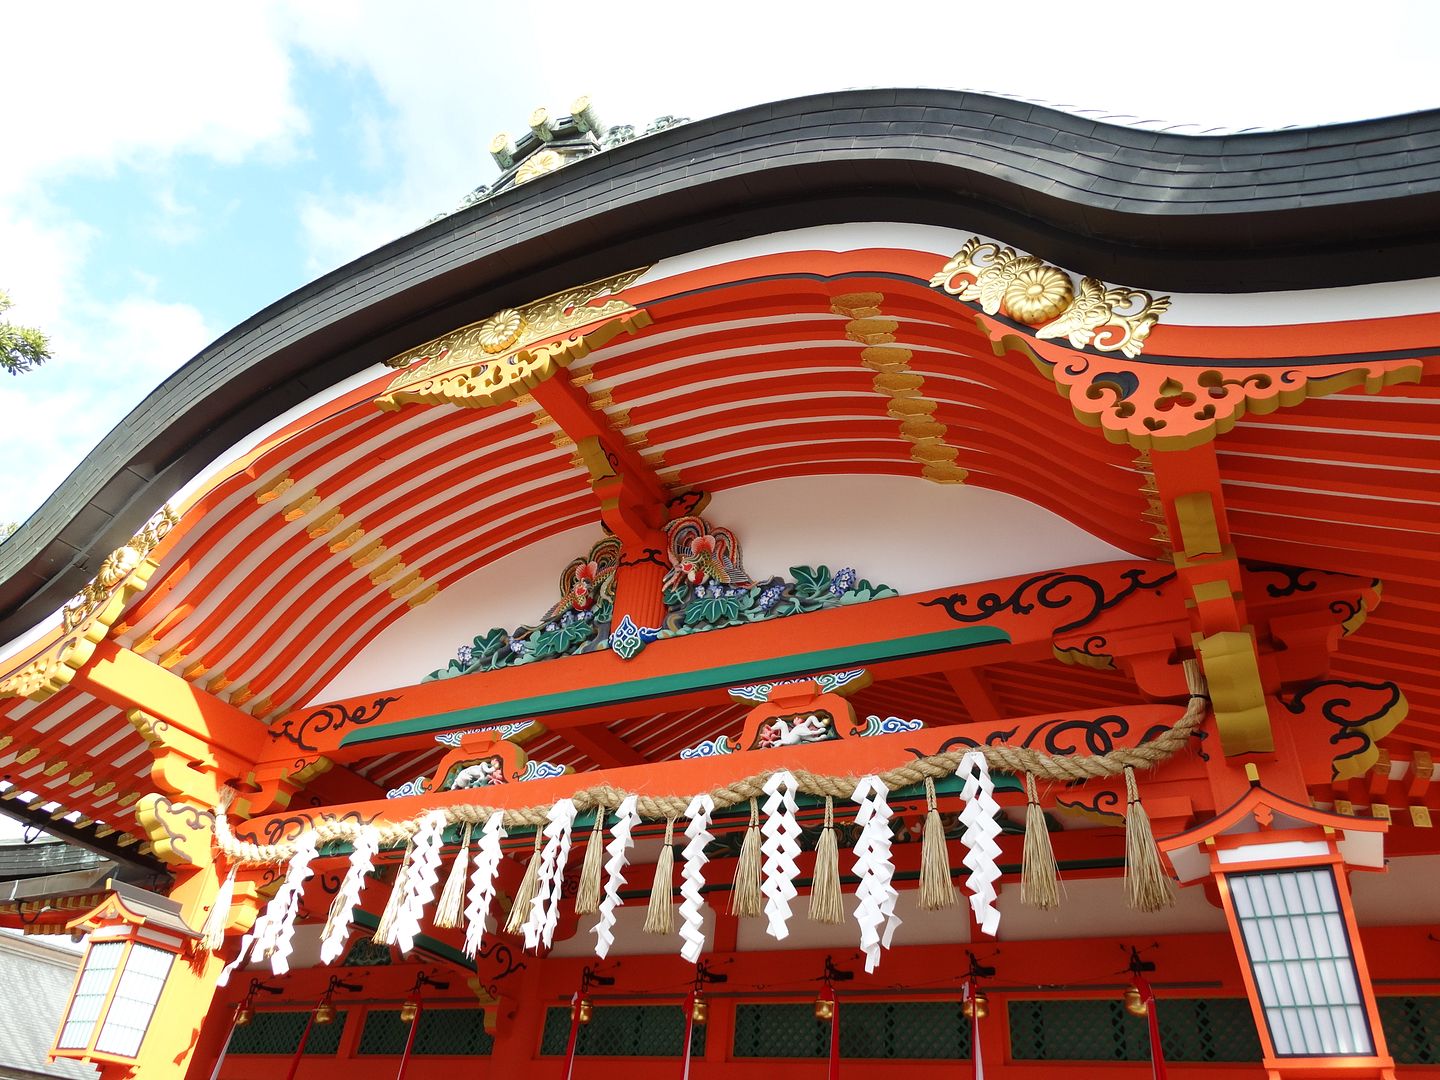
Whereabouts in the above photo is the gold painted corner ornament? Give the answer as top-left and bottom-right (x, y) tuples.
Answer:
(930, 237), (1170, 358)
(62, 505), (179, 631)
(376, 267), (653, 412)
(0, 504), (179, 702)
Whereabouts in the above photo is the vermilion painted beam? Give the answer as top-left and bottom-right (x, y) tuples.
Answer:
(530, 372), (669, 508)
(257, 561), (1185, 765)
(944, 667), (1005, 723)
(237, 702), (1194, 850)
(77, 638), (270, 761)
(561, 723), (648, 768)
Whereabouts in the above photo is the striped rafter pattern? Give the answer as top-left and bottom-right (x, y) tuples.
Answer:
(2, 256), (1437, 847)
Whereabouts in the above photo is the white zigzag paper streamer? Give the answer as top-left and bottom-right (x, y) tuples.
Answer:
(593, 794), (639, 959)
(463, 811), (507, 958)
(523, 798), (577, 951)
(958, 751), (1003, 937)
(319, 825), (380, 965)
(851, 775), (901, 973)
(760, 770), (801, 940)
(392, 811), (446, 956)
(261, 830), (319, 976)
(679, 793), (715, 962)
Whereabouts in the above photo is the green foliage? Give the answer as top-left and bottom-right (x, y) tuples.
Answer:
(0, 290), (51, 375)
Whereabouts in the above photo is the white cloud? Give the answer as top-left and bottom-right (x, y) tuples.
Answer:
(0, 292), (213, 524)
(277, 0), (1440, 271)
(0, 3), (307, 198)
(0, 3), (306, 523)
(1, 0), (1437, 523)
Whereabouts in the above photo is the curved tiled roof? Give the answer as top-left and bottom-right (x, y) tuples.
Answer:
(2, 88), (1440, 641)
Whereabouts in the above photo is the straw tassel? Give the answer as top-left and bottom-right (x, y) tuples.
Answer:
(372, 839), (414, 945)
(200, 862), (237, 951)
(1124, 766), (1175, 912)
(808, 796), (843, 924)
(433, 822), (473, 929)
(574, 804), (606, 916)
(643, 818), (678, 935)
(503, 830), (545, 935)
(1020, 773), (1061, 910)
(729, 797), (763, 917)
(919, 776), (957, 910)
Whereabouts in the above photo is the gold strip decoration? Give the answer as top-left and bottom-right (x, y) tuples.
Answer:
(0, 505), (178, 702)
(833, 293), (968, 485)
(930, 237), (1170, 359)
(376, 267), (653, 412)
(254, 472), (295, 505)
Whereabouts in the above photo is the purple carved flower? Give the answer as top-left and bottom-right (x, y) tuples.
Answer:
(831, 567), (857, 595)
(757, 583), (784, 612)
(456, 644), (474, 667)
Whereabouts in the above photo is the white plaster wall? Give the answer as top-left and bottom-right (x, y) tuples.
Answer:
(643, 221), (1440, 326)
(997, 876), (1226, 941)
(1350, 854), (1440, 926)
(315, 522), (605, 701)
(315, 475), (1133, 702)
(735, 889), (972, 952)
(703, 475), (1134, 597)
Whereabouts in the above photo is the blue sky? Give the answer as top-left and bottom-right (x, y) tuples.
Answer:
(1, 0), (1438, 528)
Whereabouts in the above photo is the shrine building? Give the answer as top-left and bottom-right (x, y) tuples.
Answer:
(0, 90), (1437, 1080)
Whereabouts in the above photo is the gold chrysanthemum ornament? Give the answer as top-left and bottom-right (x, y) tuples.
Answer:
(478, 309), (526, 354)
(1003, 262), (1074, 326)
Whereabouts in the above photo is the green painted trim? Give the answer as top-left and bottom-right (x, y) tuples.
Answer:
(351, 908), (472, 969)
(342, 627), (1009, 747)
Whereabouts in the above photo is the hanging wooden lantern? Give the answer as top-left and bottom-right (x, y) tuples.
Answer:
(51, 883), (200, 1067)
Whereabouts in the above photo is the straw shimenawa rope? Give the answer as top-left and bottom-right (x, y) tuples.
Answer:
(212, 663), (1209, 867)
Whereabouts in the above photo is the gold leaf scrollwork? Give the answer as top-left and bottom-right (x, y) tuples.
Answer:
(382, 266), (650, 374)
(376, 268), (653, 412)
(930, 237), (1169, 358)
(61, 505), (180, 632)
(1, 505), (178, 702)
(135, 793), (215, 867)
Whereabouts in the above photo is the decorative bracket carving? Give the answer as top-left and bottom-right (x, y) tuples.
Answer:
(0, 505), (177, 702)
(375, 268), (652, 411)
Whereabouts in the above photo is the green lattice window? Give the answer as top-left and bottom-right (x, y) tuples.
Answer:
(539, 1004), (705, 1057)
(1379, 996), (1440, 1065)
(357, 1008), (493, 1056)
(1008, 998), (1262, 1062)
(733, 1002), (970, 1059)
(227, 1010), (348, 1055)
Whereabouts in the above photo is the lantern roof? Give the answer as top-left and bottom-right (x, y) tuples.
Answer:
(66, 880), (196, 939)
(1161, 780), (1388, 884)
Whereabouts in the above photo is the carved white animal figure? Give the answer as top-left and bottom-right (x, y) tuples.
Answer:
(450, 757), (506, 790)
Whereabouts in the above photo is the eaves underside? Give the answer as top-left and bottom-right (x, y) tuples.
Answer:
(1, 88), (1439, 641)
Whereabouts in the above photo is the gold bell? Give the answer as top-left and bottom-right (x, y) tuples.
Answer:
(400, 999), (420, 1023)
(814, 995), (835, 1020)
(576, 997), (594, 1025)
(233, 1005), (254, 1027)
(691, 995), (709, 1025)
(314, 1001), (336, 1025)
(962, 990), (989, 1020)
(1123, 985), (1148, 1017)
